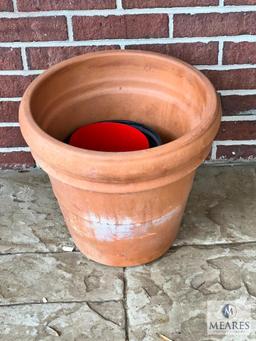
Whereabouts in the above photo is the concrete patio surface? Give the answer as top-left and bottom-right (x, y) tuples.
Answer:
(0, 164), (256, 340)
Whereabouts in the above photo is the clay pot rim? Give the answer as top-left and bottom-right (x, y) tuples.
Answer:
(20, 50), (218, 162)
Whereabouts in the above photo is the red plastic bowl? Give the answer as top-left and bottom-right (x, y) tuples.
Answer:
(69, 122), (150, 152)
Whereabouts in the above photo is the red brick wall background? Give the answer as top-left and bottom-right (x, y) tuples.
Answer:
(0, 0), (256, 169)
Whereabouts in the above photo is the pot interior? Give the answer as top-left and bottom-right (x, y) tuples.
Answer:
(29, 52), (214, 146)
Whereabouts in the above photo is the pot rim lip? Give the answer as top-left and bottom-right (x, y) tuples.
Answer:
(20, 49), (219, 164)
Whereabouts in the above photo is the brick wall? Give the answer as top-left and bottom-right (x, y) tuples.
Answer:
(0, 0), (256, 169)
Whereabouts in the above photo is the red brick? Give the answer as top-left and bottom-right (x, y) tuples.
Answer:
(0, 48), (22, 70)
(0, 76), (35, 97)
(0, 152), (35, 170)
(123, 0), (218, 7)
(225, 0), (256, 4)
(206, 148), (212, 160)
(0, 0), (13, 11)
(17, 0), (116, 11)
(203, 69), (256, 90)
(0, 102), (20, 122)
(73, 14), (169, 40)
(126, 42), (218, 65)
(216, 121), (256, 140)
(0, 127), (27, 147)
(216, 145), (256, 160)
(221, 95), (256, 115)
(223, 42), (256, 64)
(0, 17), (67, 42)
(174, 12), (256, 37)
(27, 45), (119, 69)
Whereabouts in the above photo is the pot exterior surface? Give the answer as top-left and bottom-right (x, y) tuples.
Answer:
(50, 172), (194, 267)
(19, 50), (221, 266)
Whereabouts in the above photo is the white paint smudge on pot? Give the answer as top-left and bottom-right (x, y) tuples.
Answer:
(85, 206), (182, 241)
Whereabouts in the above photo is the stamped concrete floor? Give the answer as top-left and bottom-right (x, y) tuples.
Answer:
(0, 164), (256, 341)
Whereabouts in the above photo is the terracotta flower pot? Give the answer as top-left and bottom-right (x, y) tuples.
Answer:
(19, 51), (221, 267)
